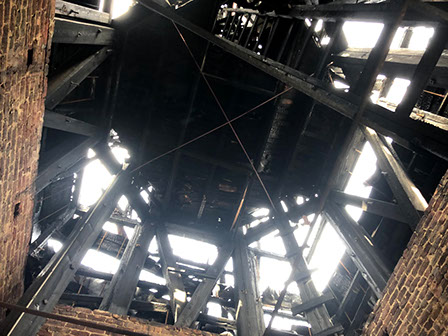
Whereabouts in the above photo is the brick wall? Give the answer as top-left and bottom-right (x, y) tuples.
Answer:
(363, 170), (448, 335)
(38, 305), (218, 336)
(0, 0), (54, 319)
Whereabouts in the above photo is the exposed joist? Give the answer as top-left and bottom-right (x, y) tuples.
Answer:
(44, 110), (98, 136)
(329, 190), (409, 223)
(55, 0), (110, 24)
(362, 126), (427, 229)
(35, 135), (102, 193)
(138, 0), (448, 160)
(100, 222), (155, 315)
(53, 17), (114, 45)
(1, 172), (130, 335)
(46, 47), (111, 109)
(324, 202), (391, 297)
(176, 242), (234, 327)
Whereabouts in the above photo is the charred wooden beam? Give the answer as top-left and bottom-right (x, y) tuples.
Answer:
(0, 172), (130, 335)
(324, 202), (390, 297)
(155, 223), (186, 321)
(329, 190), (409, 223)
(176, 242), (234, 327)
(36, 134), (102, 193)
(100, 222), (155, 315)
(362, 126), (427, 229)
(335, 270), (361, 322)
(395, 25), (448, 119)
(44, 111), (98, 136)
(233, 233), (265, 336)
(291, 293), (334, 316)
(55, 0), (110, 24)
(249, 247), (287, 261)
(53, 18), (114, 45)
(46, 47), (111, 109)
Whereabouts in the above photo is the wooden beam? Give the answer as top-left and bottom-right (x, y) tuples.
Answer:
(291, 293), (334, 316)
(233, 233), (265, 336)
(155, 223), (187, 321)
(44, 111), (98, 136)
(329, 190), (409, 223)
(362, 126), (427, 229)
(46, 47), (111, 109)
(395, 25), (448, 118)
(324, 202), (391, 297)
(55, 0), (110, 24)
(100, 222), (155, 315)
(335, 271), (361, 321)
(53, 17), (114, 45)
(175, 242), (234, 327)
(0, 172), (130, 336)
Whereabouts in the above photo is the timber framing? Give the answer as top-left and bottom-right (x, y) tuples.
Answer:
(53, 17), (114, 45)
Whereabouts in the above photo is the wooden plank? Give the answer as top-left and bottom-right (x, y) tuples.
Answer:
(175, 242), (234, 327)
(395, 25), (448, 118)
(335, 271), (361, 321)
(362, 126), (427, 229)
(329, 190), (409, 223)
(55, 0), (110, 24)
(1, 172), (130, 336)
(44, 110), (98, 136)
(53, 17), (114, 45)
(324, 202), (391, 297)
(46, 47), (111, 109)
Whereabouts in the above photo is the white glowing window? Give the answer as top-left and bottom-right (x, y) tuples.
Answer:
(111, 0), (134, 19)
(252, 208), (270, 217)
(48, 238), (63, 252)
(408, 26), (435, 50)
(206, 302), (222, 318)
(81, 249), (120, 274)
(258, 257), (291, 293)
(168, 235), (218, 265)
(140, 270), (166, 285)
(343, 21), (384, 48)
(386, 78), (411, 106)
(103, 221), (118, 234)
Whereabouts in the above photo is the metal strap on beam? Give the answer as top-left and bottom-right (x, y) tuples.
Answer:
(100, 221), (155, 315)
(175, 241), (234, 327)
(44, 110), (98, 136)
(35, 134), (102, 193)
(362, 126), (427, 229)
(329, 190), (409, 223)
(46, 47), (111, 109)
(324, 201), (390, 297)
(53, 17), (114, 45)
(1, 172), (130, 336)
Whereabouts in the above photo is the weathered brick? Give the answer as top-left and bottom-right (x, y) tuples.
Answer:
(363, 170), (448, 336)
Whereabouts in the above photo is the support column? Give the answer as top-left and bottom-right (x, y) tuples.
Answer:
(233, 233), (265, 336)
(155, 223), (186, 321)
(0, 172), (130, 336)
(176, 240), (234, 327)
(324, 201), (390, 297)
(99, 221), (155, 315)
